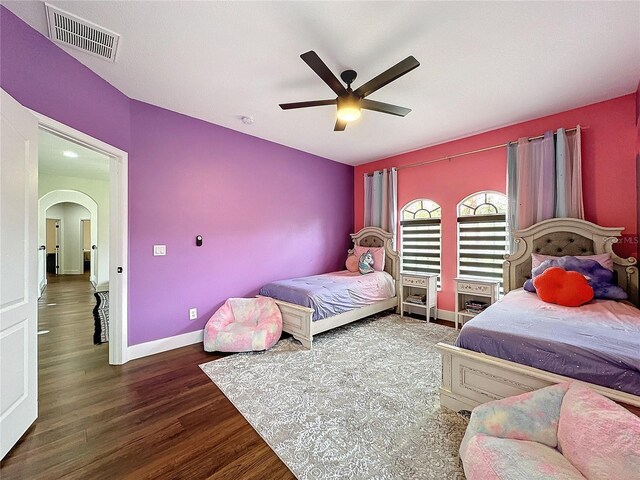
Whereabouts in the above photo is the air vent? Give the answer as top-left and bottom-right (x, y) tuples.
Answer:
(45, 3), (120, 62)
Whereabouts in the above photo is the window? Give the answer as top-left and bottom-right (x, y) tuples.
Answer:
(400, 199), (441, 283)
(457, 191), (508, 287)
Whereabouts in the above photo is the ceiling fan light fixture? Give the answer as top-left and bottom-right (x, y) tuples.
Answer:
(337, 97), (361, 122)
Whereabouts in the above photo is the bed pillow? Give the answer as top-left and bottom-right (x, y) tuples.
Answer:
(353, 245), (385, 272)
(532, 253), (613, 271)
(524, 256), (627, 301)
(345, 255), (359, 272)
(358, 250), (375, 275)
(533, 267), (594, 307)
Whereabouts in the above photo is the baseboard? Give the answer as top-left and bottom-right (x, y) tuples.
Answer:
(126, 329), (204, 362)
(435, 309), (454, 322)
(61, 269), (83, 275)
(96, 281), (109, 292)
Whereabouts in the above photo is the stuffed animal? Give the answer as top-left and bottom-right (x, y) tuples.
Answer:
(524, 255), (627, 300)
(358, 250), (375, 275)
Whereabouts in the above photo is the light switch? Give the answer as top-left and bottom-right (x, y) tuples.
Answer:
(153, 245), (166, 256)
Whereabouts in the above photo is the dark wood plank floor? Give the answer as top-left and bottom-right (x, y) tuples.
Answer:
(0, 275), (294, 480)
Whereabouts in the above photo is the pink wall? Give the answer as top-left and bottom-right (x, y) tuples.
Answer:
(1, 7), (354, 346)
(355, 94), (638, 313)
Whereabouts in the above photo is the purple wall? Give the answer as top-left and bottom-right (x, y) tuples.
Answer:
(0, 8), (130, 151)
(128, 101), (353, 343)
(1, 7), (354, 345)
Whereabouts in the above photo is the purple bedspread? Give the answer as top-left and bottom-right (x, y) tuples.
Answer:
(456, 289), (640, 396)
(259, 270), (396, 321)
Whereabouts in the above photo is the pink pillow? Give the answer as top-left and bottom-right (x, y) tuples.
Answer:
(353, 245), (385, 272)
(532, 253), (613, 271)
(345, 255), (359, 272)
(557, 383), (640, 480)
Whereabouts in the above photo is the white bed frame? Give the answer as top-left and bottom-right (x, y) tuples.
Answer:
(437, 218), (640, 411)
(265, 227), (400, 349)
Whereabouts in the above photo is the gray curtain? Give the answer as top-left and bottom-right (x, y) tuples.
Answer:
(555, 127), (584, 218)
(363, 167), (398, 248)
(506, 126), (584, 253)
(506, 143), (518, 254)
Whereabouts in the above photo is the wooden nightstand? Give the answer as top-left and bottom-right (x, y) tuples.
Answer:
(401, 273), (438, 321)
(454, 277), (500, 329)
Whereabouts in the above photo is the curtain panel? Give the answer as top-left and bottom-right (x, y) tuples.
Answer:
(363, 168), (398, 248)
(506, 126), (584, 252)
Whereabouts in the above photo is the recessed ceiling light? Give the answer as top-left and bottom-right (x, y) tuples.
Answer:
(63, 151), (79, 158)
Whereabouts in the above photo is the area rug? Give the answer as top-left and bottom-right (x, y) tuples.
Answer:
(200, 314), (467, 479)
(93, 291), (109, 344)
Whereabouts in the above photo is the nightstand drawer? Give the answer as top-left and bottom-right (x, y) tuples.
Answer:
(457, 282), (492, 295)
(403, 276), (427, 287)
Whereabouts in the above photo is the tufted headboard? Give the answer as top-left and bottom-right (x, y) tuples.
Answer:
(349, 227), (401, 297)
(504, 218), (639, 305)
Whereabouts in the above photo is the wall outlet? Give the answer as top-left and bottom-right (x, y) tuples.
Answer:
(189, 308), (198, 320)
(153, 245), (166, 256)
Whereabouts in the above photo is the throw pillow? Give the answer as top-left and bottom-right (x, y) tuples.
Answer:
(345, 255), (359, 272)
(353, 245), (385, 272)
(358, 250), (375, 275)
(524, 256), (627, 301)
(533, 267), (594, 307)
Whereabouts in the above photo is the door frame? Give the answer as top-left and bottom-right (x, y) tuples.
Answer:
(32, 111), (129, 365)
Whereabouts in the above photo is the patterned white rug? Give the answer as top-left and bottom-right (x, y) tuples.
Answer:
(200, 314), (467, 480)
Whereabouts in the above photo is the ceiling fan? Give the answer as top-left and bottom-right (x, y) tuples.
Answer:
(280, 51), (420, 131)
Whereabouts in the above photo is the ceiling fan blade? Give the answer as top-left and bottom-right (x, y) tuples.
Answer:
(280, 99), (337, 110)
(334, 119), (347, 131)
(300, 51), (348, 97)
(354, 56), (420, 98)
(360, 99), (411, 117)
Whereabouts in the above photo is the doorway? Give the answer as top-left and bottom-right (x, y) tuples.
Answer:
(34, 111), (129, 365)
(0, 90), (128, 460)
(45, 218), (60, 275)
(82, 220), (91, 273)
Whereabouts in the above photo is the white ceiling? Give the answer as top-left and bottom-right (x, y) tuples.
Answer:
(4, 1), (639, 166)
(39, 129), (110, 181)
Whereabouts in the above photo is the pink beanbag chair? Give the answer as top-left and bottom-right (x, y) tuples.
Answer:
(461, 382), (640, 480)
(204, 297), (282, 352)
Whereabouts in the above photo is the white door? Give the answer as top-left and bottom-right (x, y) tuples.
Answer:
(0, 89), (38, 459)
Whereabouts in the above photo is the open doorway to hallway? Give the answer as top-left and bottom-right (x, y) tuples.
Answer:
(37, 129), (110, 360)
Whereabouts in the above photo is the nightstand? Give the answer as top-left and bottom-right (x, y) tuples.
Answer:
(454, 277), (500, 329)
(401, 273), (438, 321)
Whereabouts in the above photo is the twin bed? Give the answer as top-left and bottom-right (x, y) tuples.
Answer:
(259, 218), (640, 410)
(259, 227), (400, 348)
(437, 218), (640, 410)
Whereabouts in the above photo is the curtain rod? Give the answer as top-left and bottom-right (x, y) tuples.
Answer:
(364, 126), (580, 176)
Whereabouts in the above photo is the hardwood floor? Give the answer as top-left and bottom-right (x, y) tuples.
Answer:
(0, 275), (294, 480)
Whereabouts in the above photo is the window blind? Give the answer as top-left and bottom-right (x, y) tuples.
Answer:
(400, 218), (441, 283)
(457, 214), (507, 286)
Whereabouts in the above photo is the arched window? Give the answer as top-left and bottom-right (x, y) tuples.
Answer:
(457, 191), (507, 286)
(401, 199), (441, 283)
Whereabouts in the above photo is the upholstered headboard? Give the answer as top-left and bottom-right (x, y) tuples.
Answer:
(349, 226), (400, 284)
(504, 218), (639, 305)
(349, 227), (400, 280)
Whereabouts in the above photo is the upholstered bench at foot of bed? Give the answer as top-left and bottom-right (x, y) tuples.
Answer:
(204, 297), (282, 352)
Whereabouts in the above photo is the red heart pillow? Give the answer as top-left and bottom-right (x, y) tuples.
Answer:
(533, 267), (594, 307)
